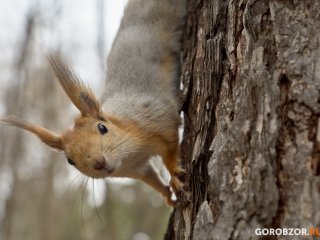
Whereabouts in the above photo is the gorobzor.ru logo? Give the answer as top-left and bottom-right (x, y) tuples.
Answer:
(255, 228), (309, 236)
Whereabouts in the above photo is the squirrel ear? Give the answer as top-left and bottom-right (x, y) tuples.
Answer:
(48, 53), (101, 118)
(1, 117), (64, 151)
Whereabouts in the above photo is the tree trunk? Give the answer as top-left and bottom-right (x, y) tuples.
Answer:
(165, 0), (320, 239)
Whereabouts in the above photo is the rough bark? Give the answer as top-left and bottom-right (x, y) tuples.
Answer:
(165, 0), (320, 239)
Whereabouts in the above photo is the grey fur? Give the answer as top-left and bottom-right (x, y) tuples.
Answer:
(101, 0), (186, 131)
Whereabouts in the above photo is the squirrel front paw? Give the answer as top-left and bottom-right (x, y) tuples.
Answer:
(169, 166), (186, 193)
(173, 166), (186, 178)
(170, 176), (184, 194)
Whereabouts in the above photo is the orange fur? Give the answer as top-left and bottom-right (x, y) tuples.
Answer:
(0, 117), (63, 150)
(106, 113), (184, 192)
(48, 54), (101, 118)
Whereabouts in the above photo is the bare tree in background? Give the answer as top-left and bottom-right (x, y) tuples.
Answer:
(166, 1), (320, 239)
(1, 10), (37, 239)
(0, 7), (73, 240)
(96, 0), (106, 70)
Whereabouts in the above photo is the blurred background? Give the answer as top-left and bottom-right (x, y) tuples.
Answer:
(0, 0), (172, 239)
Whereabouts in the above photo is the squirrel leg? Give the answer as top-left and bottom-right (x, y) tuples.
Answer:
(138, 162), (176, 206)
(162, 143), (185, 193)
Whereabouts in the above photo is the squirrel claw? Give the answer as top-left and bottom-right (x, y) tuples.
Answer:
(170, 166), (186, 193)
(173, 166), (186, 174)
(173, 167), (186, 180)
(170, 176), (184, 194)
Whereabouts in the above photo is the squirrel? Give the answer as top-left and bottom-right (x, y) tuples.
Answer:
(1, 0), (186, 206)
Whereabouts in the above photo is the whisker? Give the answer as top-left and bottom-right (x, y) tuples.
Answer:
(75, 176), (87, 201)
(104, 126), (126, 151)
(105, 133), (123, 151)
(92, 179), (104, 223)
(116, 150), (145, 155)
(64, 171), (83, 194)
(81, 177), (90, 235)
(109, 137), (130, 152)
(105, 126), (136, 152)
(62, 173), (86, 235)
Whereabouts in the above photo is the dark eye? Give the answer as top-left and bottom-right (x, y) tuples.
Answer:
(98, 123), (108, 135)
(67, 158), (75, 166)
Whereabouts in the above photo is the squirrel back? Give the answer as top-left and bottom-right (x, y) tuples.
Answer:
(102, 0), (185, 125)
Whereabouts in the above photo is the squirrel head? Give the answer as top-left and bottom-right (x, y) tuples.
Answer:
(1, 54), (141, 179)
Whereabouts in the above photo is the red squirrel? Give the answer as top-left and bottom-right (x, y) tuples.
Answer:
(1, 0), (186, 206)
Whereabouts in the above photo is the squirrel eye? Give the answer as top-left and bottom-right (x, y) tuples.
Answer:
(98, 123), (108, 135)
(67, 158), (75, 166)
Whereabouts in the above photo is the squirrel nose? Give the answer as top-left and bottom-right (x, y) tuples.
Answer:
(93, 157), (106, 171)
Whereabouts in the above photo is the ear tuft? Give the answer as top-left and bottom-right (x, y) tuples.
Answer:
(1, 117), (64, 151)
(47, 53), (101, 118)
(79, 92), (100, 117)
